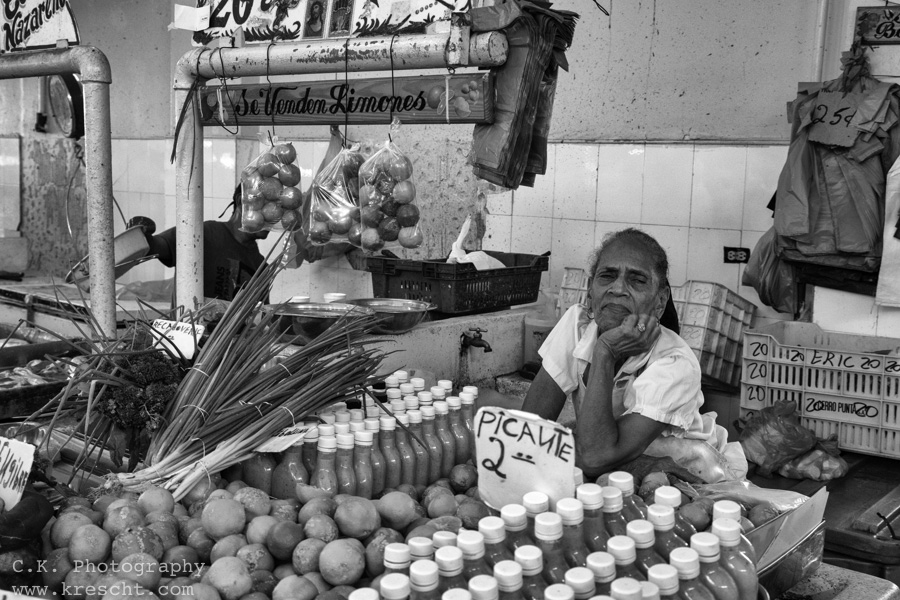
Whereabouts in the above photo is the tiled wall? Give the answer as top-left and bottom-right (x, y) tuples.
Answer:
(0, 136), (20, 235)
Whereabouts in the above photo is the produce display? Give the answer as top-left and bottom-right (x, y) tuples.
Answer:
(308, 147), (367, 247)
(0, 358), (71, 390)
(240, 141), (304, 233)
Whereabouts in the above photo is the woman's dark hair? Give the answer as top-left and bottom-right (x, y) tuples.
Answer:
(589, 228), (669, 286)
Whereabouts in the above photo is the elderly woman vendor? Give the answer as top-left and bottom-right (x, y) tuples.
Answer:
(520, 228), (746, 481)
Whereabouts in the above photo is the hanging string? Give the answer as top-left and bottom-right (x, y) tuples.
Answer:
(388, 33), (400, 142)
(344, 38), (351, 148)
(266, 41), (277, 142)
(215, 47), (240, 135)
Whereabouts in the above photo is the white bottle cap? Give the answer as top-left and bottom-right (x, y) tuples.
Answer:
(348, 588), (380, 600)
(493, 560), (523, 592)
(354, 430), (373, 445)
(439, 379), (454, 392)
(545, 583), (575, 600)
(317, 436), (337, 451)
(435, 545), (464, 577)
(601, 487), (623, 512)
(364, 418), (380, 432)
(384, 543), (412, 568)
(305, 427), (319, 441)
(514, 545), (543, 576)
(350, 409), (365, 422)
(334, 410), (351, 423)
(394, 370), (409, 383)
(669, 547), (701, 579)
(457, 530), (486, 559)
(433, 531), (458, 548)
(447, 396), (462, 409)
(318, 423), (336, 436)
(335, 422), (350, 435)
(586, 552), (616, 582)
(640, 581), (660, 600)
(501, 504), (528, 532)
(319, 413), (336, 425)
(408, 409), (423, 424)
(606, 535), (636, 565)
(400, 383), (416, 395)
(411, 377), (426, 391)
(463, 385), (479, 397)
(460, 392), (476, 405)
(565, 567), (596, 596)
(409, 559), (439, 591)
(556, 498), (585, 526)
(386, 376), (400, 388)
(653, 486), (682, 509)
(404, 396), (420, 411)
(626, 519), (655, 548)
(690, 532), (720, 562)
(523, 491), (550, 517)
(336, 433), (355, 449)
(712, 500), (742, 522)
(397, 413), (410, 427)
(588, 596), (615, 600)
(420, 405), (436, 419)
(468, 575), (499, 600)
(711, 518), (742, 547)
(574, 468), (585, 486)
(647, 564), (679, 596)
(350, 421), (366, 433)
(380, 416), (397, 430)
(380, 573), (411, 600)
(443, 590), (473, 600)
(534, 512), (563, 541)
(479, 516), (507, 543)
(391, 399), (407, 414)
(609, 578), (642, 600)
(387, 388), (403, 400)
(608, 472), (635, 496)
(418, 391), (434, 406)
(431, 385), (447, 399)
(409, 536), (434, 561)
(434, 401), (449, 415)
(577, 484), (604, 510)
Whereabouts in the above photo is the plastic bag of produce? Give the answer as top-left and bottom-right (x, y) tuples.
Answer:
(355, 134), (423, 252)
(737, 400), (817, 477)
(777, 435), (849, 481)
(675, 478), (809, 514)
(307, 145), (367, 246)
(239, 137), (304, 233)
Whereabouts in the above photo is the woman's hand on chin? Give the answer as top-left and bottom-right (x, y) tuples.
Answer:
(595, 313), (660, 363)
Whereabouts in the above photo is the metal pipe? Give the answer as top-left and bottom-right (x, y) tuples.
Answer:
(813, 0), (830, 81)
(0, 46), (116, 338)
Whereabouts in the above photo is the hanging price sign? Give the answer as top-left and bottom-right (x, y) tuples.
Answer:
(808, 91), (862, 148)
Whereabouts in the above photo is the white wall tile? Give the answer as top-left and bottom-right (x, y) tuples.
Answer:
(113, 191), (141, 235)
(511, 216), (553, 256)
(550, 218), (595, 290)
(211, 139), (237, 200)
(640, 224), (690, 288)
(163, 139), (176, 197)
(111, 139), (128, 192)
(743, 145), (785, 232)
(690, 146), (745, 230)
(273, 262), (311, 303)
(812, 286), (878, 336)
(596, 144), (644, 224)
(164, 195), (176, 230)
(686, 227), (742, 291)
(129, 140), (165, 194)
(553, 144), (598, 221)
(511, 145), (555, 218)
(642, 145), (693, 227)
(593, 220), (632, 249)
(203, 139), (214, 200)
(486, 190), (512, 216)
(483, 214), (512, 252)
(877, 306), (900, 338)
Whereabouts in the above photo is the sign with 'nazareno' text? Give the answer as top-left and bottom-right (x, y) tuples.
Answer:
(1, 0), (80, 53)
(198, 73), (494, 127)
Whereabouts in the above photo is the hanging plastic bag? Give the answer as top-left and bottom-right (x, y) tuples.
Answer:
(307, 145), (366, 246)
(447, 215), (505, 269)
(737, 400), (817, 477)
(742, 226), (797, 314)
(240, 136), (304, 233)
(777, 435), (849, 481)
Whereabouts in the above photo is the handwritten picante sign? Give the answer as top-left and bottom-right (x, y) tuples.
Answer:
(199, 73), (493, 126)
(856, 6), (900, 45)
(256, 423), (313, 452)
(1, 0), (80, 53)
(151, 319), (206, 360)
(0, 436), (35, 510)
(475, 407), (575, 510)
(808, 91), (861, 148)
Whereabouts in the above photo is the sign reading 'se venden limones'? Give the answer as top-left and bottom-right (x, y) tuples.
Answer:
(198, 73), (494, 127)
(1, 0), (80, 53)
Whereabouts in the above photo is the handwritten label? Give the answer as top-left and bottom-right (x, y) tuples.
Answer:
(151, 319), (206, 360)
(475, 407), (575, 510)
(255, 424), (313, 453)
(802, 393), (880, 425)
(0, 0), (80, 53)
(0, 436), (35, 509)
(808, 91), (861, 148)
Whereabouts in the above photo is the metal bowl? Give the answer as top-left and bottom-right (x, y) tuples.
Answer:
(345, 298), (436, 334)
(272, 302), (376, 342)
(1, 421), (48, 446)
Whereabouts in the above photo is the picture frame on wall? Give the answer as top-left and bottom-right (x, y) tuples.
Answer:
(303, 0), (328, 38)
(328, 0), (356, 37)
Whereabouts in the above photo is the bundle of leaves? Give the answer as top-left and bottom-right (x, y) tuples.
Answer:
(96, 350), (182, 432)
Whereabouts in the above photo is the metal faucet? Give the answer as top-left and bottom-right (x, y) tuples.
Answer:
(461, 327), (492, 354)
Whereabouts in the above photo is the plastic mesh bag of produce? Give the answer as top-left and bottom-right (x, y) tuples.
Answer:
(239, 138), (304, 233)
(307, 145), (367, 246)
(737, 400), (817, 477)
(356, 134), (423, 252)
(777, 435), (849, 481)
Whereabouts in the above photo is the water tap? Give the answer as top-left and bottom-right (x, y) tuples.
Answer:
(460, 327), (492, 354)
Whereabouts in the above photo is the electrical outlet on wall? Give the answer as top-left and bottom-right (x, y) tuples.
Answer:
(723, 247), (750, 263)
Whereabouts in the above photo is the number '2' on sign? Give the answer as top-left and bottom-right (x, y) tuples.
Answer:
(474, 407), (576, 510)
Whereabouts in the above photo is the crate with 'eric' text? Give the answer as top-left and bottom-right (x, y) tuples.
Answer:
(741, 321), (900, 458)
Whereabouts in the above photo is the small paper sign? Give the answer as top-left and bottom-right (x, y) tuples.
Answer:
(255, 424), (313, 453)
(151, 319), (205, 360)
(0, 436), (35, 510)
(808, 91), (861, 148)
(474, 407), (575, 510)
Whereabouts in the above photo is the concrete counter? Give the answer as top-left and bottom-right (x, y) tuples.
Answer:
(784, 563), (900, 600)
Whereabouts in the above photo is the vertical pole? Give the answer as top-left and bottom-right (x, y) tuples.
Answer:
(174, 85), (205, 313)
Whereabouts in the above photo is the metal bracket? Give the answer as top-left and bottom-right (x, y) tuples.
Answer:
(448, 12), (472, 67)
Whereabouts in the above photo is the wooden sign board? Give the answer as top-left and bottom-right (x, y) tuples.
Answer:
(474, 407), (575, 510)
(1, 0), (80, 53)
(0, 436), (35, 510)
(199, 73), (493, 126)
(856, 6), (900, 45)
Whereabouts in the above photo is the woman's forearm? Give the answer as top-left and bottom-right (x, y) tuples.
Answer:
(575, 346), (620, 476)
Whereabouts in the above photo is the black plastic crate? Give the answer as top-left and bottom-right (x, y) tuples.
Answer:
(366, 251), (550, 315)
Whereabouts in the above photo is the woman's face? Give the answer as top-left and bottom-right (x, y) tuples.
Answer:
(589, 239), (667, 332)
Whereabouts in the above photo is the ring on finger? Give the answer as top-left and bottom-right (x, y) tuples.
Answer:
(637, 322), (646, 333)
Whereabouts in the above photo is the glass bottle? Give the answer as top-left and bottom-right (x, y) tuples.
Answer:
(406, 395), (421, 411)
(431, 385), (447, 402)
(411, 559), (444, 600)
(335, 433), (358, 496)
(523, 492), (550, 543)
(586, 552), (617, 596)
(470, 575), (500, 600)
(626, 520), (665, 578)
(382, 573), (412, 600)
(435, 531), (459, 549)
(479, 516), (516, 567)
(577, 484), (610, 553)
(610, 578), (643, 600)
(601, 488), (629, 538)
(372, 543), (414, 590)
(647, 505), (688, 562)
(420, 406), (444, 484)
(354, 430), (375, 499)
(396, 413), (418, 487)
(447, 396), (472, 464)
(533, 512), (572, 585)
(668, 548), (715, 600)
(565, 567), (596, 600)
(654, 487), (697, 544)
(495, 561), (527, 600)
(433, 401), (457, 477)
(411, 537), (436, 562)
(514, 545), (547, 600)
(556, 498), (590, 568)
(710, 520), (757, 600)
(711, 503), (756, 565)
(606, 536), (645, 581)
(690, 533), (738, 600)
(271, 445), (307, 499)
(302, 426), (319, 475)
(609, 472), (648, 521)
(419, 391), (434, 408)
(544, 584), (575, 600)
(647, 564), (680, 600)
(312, 435), (338, 495)
(502, 504), (535, 552)
(458, 530), (494, 581)
(436, 546), (469, 594)
(381, 416), (403, 490)
(242, 452), (276, 495)
(365, 417), (386, 496)
(459, 392), (477, 459)
(407, 410), (431, 488)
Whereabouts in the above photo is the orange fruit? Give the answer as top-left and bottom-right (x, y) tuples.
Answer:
(449, 464), (477, 493)
(68, 524), (110, 563)
(138, 486), (176, 514)
(333, 497), (381, 540)
(206, 556), (252, 600)
(319, 539), (365, 586)
(292, 538), (327, 574)
(51, 511), (94, 548)
(303, 514), (339, 542)
(117, 552), (161, 590)
(272, 574), (318, 600)
(374, 491), (417, 531)
(266, 521), (306, 561)
(201, 498), (246, 540)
